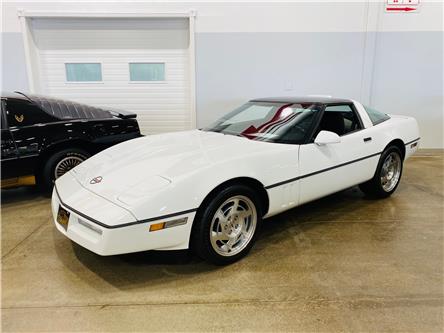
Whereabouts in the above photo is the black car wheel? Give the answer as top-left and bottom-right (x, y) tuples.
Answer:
(359, 145), (403, 198)
(41, 148), (90, 191)
(191, 184), (262, 265)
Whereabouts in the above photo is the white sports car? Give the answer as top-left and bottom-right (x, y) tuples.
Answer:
(52, 97), (419, 264)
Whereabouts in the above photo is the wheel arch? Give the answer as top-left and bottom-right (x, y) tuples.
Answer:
(189, 176), (269, 253)
(385, 138), (405, 160)
(35, 139), (93, 179)
(196, 177), (270, 218)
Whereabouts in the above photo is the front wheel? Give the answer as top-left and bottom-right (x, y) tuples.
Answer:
(359, 146), (403, 198)
(191, 185), (262, 265)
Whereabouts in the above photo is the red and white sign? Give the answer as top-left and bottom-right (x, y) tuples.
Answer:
(386, 0), (420, 13)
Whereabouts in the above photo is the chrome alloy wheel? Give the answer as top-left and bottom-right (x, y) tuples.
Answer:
(54, 155), (85, 179)
(209, 195), (257, 257)
(380, 152), (402, 192)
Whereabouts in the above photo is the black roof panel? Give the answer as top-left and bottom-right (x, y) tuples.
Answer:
(1, 91), (30, 100)
(31, 95), (113, 120)
(250, 96), (353, 104)
(3, 92), (113, 120)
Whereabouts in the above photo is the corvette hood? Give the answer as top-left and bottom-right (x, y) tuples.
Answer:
(70, 130), (267, 205)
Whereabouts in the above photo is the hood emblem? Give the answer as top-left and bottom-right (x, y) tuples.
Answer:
(90, 176), (103, 184)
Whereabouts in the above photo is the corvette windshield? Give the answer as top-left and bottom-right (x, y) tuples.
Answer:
(202, 102), (320, 144)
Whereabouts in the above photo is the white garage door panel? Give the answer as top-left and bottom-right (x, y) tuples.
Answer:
(30, 18), (189, 50)
(31, 18), (192, 135)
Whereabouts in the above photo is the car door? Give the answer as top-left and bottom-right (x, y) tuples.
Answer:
(298, 103), (378, 205)
(260, 103), (322, 216)
(1, 99), (21, 180)
(4, 98), (55, 177)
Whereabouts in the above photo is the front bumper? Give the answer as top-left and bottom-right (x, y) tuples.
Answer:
(51, 182), (196, 256)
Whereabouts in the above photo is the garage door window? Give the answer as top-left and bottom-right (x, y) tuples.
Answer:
(65, 63), (102, 82)
(129, 63), (165, 82)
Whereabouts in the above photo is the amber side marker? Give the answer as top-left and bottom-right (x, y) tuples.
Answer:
(149, 217), (188, 232)
(149, 222), (166, 232)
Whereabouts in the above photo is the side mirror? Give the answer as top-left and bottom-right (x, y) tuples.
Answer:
(314, 130), (341, 145)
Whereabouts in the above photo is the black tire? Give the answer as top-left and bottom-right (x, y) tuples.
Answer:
(359, 145), (403, 198)
(191, 184), (263, 265)
(41, 148), (90, 191)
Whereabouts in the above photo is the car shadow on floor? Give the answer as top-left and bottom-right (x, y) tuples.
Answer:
(1, 187), (47, 205)
(54, 185), (382, 290)
(63, 237), (218, 290)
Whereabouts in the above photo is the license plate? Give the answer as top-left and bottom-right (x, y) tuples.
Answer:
(57, 206), (70, 230)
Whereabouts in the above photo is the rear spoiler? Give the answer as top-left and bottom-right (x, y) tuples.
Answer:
(109, 109), (137, 119)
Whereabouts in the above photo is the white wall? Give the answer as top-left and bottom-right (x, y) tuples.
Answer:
(3, 1), (442, 33)
(2, 1), (443, 147)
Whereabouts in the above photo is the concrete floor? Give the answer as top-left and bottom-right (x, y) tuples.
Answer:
(1, 154), (443, 332)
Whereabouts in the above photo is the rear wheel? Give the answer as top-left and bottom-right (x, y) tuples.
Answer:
(192, 185), (262, 265)
(359, 146), (403, 198)
(41, 148), (90, 191)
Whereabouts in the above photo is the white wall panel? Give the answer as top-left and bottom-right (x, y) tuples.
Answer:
(3, 1), (442, 33)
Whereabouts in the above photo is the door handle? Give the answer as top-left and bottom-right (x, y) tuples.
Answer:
(363, 137), (372, 142)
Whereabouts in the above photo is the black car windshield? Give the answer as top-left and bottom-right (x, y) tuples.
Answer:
(202, 102), (321, 144)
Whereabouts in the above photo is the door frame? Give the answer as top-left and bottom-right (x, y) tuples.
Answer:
(17, 9), (198, 129)
(306, 102), (366, 144)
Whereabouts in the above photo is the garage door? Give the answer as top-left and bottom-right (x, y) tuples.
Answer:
(29, 17), (192, 134)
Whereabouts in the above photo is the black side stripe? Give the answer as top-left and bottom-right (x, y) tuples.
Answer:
(265, 151), (382, 190)
(265, 138), (421, 190)
(55, 186), (197, 229)
(405, 137), (420, 146)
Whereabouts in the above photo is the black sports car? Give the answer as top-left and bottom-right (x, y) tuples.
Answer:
(1, 92), (141, 190)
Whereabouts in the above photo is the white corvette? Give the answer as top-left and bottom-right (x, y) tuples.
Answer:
(52, 97), (419, 264)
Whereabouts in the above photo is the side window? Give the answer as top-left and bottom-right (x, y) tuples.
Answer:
(364, 105), (390, 125)
(318, 104), (362, 136)
(5, 99), (56, 127)
(278, 110), (318, 144)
